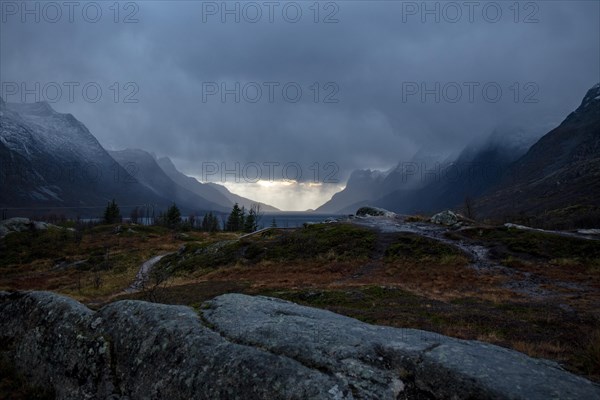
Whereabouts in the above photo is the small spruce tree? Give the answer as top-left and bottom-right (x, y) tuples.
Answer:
(226, 203), (244, 231)
(201, 213), (210, 231)
(165, 204), (182, 228)
(244, 207), (258, 233)
(103, 199), (121, 224)
(209, 213), (220, 232)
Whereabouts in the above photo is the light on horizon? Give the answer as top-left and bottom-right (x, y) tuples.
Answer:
(221, 180), (345, 211)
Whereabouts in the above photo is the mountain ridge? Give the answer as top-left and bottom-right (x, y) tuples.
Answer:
(475, 83), (600, 226)
(316, 83), (599, 227)
(0, 99), (172, 215)
(156, 157), (279, 212)
(0, 99), (274, 217)
(108, 149), (229, 213)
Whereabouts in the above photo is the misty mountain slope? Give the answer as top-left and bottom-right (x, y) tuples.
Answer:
(477, 83), (600, 219)
(205, 183), (280, 212)
(378, 150), (453, 195)
(316, 169), (387, 213)
(514, 84), (600, 178)
(109, 149), (229, 213)
(316, 150), (449, 213)
(319, 128), (534, 215)
(0, 98), (170, 213)
(374, 128), (536, 214)
(157, 157), (279, 212)
(156, 157), (233, 206)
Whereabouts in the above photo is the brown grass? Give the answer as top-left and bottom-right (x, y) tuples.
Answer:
(2, 222), (600, 382)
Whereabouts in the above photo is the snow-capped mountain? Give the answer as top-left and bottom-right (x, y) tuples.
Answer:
(0, 99), (173, 215)
(0, 99), (241, 217)
(0, 98), (276, 217)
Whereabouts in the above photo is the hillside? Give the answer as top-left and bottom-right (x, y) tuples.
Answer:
(157, 157), (279, 212)
(0, 98), (273, 217)
(476, 83), (600, 226)
(317, 83), (600, 227)
(108, 149), (228, 213)
(0, 98), (169, 216)
(2, 215), (600, 390)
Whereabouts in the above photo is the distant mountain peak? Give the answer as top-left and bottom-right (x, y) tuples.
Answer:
(577, 82), (600, 112)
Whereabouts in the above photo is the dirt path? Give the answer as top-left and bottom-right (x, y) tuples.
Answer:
(125, 254), (170, 293)
(504, 223), (600, 241)
(349, 215), (592, 300)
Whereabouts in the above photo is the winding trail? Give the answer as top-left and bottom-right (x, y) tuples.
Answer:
(504, 223), (600, 241)
(125, 254), (171, 293)
(349, 215), (593, 299)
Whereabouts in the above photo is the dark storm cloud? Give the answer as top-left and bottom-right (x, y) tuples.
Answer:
(1, 0), (599, 183)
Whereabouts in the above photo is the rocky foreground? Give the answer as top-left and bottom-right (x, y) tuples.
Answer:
(1, 291), (599, 399)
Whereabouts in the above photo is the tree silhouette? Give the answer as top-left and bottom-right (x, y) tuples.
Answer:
(165, 204), (182, 228)
(226, 203), (244, 231)
(244, 207), (258, 233)
(103, 199), (121, 224)
(202, 212), (220, 232)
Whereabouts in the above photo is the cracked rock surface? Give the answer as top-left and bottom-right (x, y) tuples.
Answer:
(1, 291), (599, 399)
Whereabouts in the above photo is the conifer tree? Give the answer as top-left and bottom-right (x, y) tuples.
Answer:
(226, 203), (243, 231)
(165, 204), (182, 228)
(103, 199), (121, 224)
(209, 213), (220, 232)
(201, 213), (209, 231)
(244, 207), (258, 233)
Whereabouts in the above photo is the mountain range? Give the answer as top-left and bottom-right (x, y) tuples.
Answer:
(317, 127), (539, 215)
(155, 157), (278, 212)
(317, 83), (600, 228)
(1, 83), (598, 226)
(0, 98), (277, 218)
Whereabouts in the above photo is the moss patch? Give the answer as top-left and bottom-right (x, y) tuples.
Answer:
(163, 224), (377, 274)
(384, 233), (467, 263)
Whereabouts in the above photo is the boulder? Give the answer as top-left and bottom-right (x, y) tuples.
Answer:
(430, 210), (459, 226)
(0, 292), (344, 400)
(0, 217), (54, 237)
(1, 291), (599, 399)
(356, 206), (395, 218)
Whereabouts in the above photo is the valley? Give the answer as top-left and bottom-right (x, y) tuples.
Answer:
(1, 3), (599, 396)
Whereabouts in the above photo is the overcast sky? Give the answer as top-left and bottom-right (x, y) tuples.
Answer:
(1, 0), (599, 210)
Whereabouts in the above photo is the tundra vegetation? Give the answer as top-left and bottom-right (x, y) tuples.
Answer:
(1, 209), (599, 396)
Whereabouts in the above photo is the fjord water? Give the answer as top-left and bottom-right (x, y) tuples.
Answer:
(260, 212), (345, 228)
